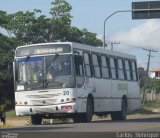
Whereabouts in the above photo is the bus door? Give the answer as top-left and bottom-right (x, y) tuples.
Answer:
(74, 50), (86, 113)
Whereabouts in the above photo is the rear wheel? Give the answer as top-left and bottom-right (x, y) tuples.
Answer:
(31, 115), (43, 125)
(111, 98), (127, 121)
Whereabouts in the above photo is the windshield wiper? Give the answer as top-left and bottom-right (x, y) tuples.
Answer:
(46, 54), (59, 70)
(44, 54), (59, 88)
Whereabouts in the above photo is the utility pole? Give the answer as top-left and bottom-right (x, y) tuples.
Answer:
(143, 48), (158, 77)
(106, 41), (120, 51)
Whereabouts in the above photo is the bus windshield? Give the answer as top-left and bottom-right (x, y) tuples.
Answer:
(15, 55), (75, 91)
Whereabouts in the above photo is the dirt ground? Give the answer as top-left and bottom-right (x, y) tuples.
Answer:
(2, 119), (30, 127)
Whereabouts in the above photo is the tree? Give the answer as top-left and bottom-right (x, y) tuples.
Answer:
(0, 10), (7, 26)
(1, 1), (102, 46)
(49, 0), (72, 42)
(0, 11), (20, 101)
(66, 27), (103, 46)
(3, 10), (52, 44)
(0, 34), (18, 101)
(80, 28), (102, 46)
(66, 26), (83, 43)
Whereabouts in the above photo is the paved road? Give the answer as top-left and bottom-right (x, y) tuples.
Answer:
(0, 117), (160, 138)
(1, 117), (160, 132)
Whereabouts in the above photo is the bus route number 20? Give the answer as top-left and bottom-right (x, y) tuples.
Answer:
(63, 91), (69, 96)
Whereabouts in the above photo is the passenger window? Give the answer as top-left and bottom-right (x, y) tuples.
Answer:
(110, 58), (117, 79)
(92, 54), (101, 78)
(101, 56), (109, 79)
(117, 59), (125, 80)
(124, 60), (131, 81)
(131, 61), (137, 81)
(84, 53), (92, 77)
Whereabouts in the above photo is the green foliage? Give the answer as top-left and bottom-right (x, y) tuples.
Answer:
(4, 10), (51, 44)
(0, 34), (18, 101)
(50, 0), (72, 20)
(0, 0), (102, 46)
(81, 28), (102, 46)
(0, 10), (7, 25)
(66, 27), (102, 46)
(143, 101), (160, 109)
(49, 0), (72, 41)
(145, 78), (160, 93)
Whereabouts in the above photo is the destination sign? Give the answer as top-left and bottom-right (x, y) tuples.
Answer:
(16, 44), (71, 57)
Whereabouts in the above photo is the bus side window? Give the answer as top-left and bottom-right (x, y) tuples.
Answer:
(74, 55), (85, 87)
(117, 59), (125, 80)
(124, 60), (131, 81)
(92, 54), (101, 78)
(84, 52), (92, 77)
(110, 57), (117, 79)
(101, 55), (110, 79)
(131, 61), (138, 81)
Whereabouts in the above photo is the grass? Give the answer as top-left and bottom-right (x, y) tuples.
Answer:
(6, 110), (30, 120)
(129, 108), (155, 115)
(0, 122), (14, 128)
(143, 101), (160, 109)
(129, 101), (160, 115)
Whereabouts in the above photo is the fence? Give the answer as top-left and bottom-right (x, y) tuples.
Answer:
(141, 91), (160, 102)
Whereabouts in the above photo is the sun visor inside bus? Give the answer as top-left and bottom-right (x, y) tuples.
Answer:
(17, 57), (43, 63)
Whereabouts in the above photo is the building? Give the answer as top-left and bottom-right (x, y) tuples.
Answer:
(150, 68), (160, 79)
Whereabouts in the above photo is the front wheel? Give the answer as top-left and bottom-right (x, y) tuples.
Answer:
(83, 98), (93, 122)
(73, 98), (94, 123)
(31, 115), (43, 125)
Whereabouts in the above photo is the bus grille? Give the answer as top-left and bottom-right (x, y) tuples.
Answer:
(30, 99), (57, 105)
(27, 93), (61, 99)
(34, 107), (55, 113)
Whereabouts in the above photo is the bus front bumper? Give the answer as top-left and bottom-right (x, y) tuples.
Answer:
(15, 103), (77, 116)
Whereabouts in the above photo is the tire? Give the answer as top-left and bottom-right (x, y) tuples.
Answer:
(83, 98), (93, 122)
(111, 98), (127, 121)
(73, 115), (82, 123)
(73, 98), (93, 123)
(31, 115), (43, 125)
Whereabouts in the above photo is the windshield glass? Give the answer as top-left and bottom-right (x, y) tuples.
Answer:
(15, 55), (75, 91)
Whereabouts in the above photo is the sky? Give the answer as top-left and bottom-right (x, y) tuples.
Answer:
(0, 0), (160, 70)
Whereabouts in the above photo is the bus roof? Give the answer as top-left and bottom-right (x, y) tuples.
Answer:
(16, 42), (136, 60)
(72, 42), (136, 60)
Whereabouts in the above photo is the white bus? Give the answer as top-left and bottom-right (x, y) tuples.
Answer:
(13, 42), (140, 124)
